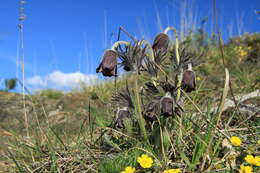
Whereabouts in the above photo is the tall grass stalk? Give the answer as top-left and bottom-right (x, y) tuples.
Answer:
(18, 0), (29, 137)
(201, 68), (229, 171)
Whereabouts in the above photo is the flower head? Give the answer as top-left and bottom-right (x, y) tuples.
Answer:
(152, 33), (169, 53)
(160, 96), (174, 117)
(121, 166), (135, 173)
(182, 70), (196, 93)
(137, 154), (153, 168)
(245, 155), (260, 166)
(163, 168), (181, 173)
(115, 109), (131, 128)
(245, 155), (255, 165)
(239, 165), (253, 173)
(143, 97), (161, 122)
(96, 50), (118, 77)
(230, 136), (242, 146)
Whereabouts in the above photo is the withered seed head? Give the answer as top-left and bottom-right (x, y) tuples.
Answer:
(182, 70), (196, 92)
(96, 50), (118, 77)
(152, 33), (170, 53)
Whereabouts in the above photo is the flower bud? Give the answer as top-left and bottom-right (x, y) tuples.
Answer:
(96, 50), (117, 77)
(182, 70), (196, 92)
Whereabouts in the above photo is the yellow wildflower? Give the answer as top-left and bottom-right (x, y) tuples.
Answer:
(257, 140), (260, 145)
(245, 155), (260, 166)
(239, 50), (247, 57)
(239, 165), (253, 173)
(230, 136), (242, 146)
(163, 168), (181, 173)
(121, 166), (135, 173)
(137, 154), (153, 168)
(245, 155), (255, 165)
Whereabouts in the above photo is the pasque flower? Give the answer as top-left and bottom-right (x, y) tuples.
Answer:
(96, 50), (118, 77)
(182, 69), (196, 92)
(115, 108), (131, 128)
(143, 97), (161, 122)
(152, 33), (169, 53)
(137, 154), (153, 168)
(160, 96), (174, 117)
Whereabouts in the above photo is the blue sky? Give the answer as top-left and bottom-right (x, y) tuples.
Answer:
(0, 0), (259, 91)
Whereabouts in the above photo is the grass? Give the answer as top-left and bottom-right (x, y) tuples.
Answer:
(0, 31), (259, 173)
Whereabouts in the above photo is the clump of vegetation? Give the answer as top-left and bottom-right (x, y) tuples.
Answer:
(2, 29), (259, 173)
(36, 89), (64, 100)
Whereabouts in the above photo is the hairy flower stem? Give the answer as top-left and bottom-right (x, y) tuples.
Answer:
(164, 27), (183, 151)
(134, 74), (148, 142)
(111, 41), (129, 51)
(188, 63), (192, 71)
(139, 40), (155, 61)
(164, 27), (182, 101)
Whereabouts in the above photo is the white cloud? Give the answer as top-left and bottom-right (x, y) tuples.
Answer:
(26, 75), (47, 87)
(25, 70), (98, 90)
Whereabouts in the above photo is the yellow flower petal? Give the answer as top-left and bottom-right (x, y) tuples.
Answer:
(255, 156), (260, 166)
(163, 168), (181, 173)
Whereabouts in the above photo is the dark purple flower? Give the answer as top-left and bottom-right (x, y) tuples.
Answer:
(96, 50), (118, 77)
(152, 33), (170, 53)
(143, 97), (161, 122)
(160, 96), (174, 117)
(182, 70), (196, 92)
(123, 65), (131, 72)
(115, 108), (131, 128)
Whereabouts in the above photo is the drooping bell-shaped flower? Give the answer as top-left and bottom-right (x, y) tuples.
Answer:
(115, 107), (131, 128)
(160, 94), (174, 117)
(152, 33), (170, 53)
(143, 97), (161, 122)
(96, 50), (117, 77)
(182, 64), (196, 92)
